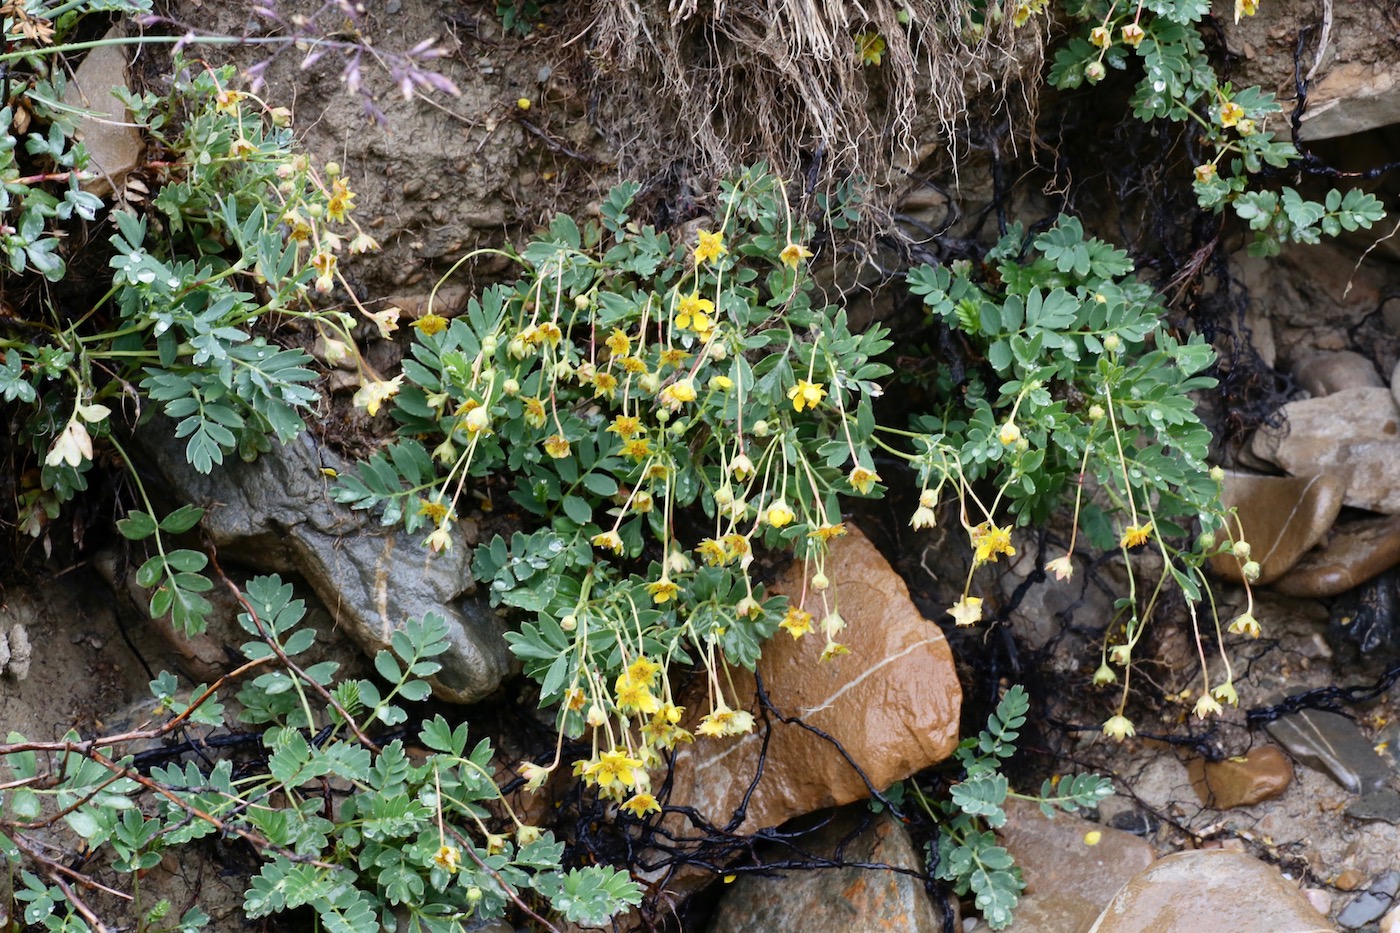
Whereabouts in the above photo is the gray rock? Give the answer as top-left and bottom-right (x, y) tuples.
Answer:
(1298, 61), (1400, 141)
(62, 27), (144, 197)
(1265, 709), (1390, 794)
(1086, 849), (1334, 933)
(1249, 387), (1400, 515)
(1295, 351), (1384, 397)
(707, 808), (946, 933)
(136, 424), (512, 703)
(1338, 871), (1400, 929)
(1346, 789), (1400, 826)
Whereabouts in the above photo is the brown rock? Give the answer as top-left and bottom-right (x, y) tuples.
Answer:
(1210, 472), (1344, 586)
(665, 526), (961, 834)
(1271, 514), (1400, 598)
(1249, 387), (1400, 515)
(1087, 849), (1334, 933)
(707, 808), (945, 933)
(1298, 60), (1400, 141)
(999, 798), (1156, 933)
(1187, 746), (1294, 810)
(1336, 869), (1367, 892)
(1294, 351), (1384, 397)
(62, 28), (144, 197)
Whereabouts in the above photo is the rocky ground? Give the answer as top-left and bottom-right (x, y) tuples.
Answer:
(7, 0), (1400, 931)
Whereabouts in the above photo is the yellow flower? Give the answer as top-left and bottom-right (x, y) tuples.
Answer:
(849, 465), (880, 495)
(411, 312), (448, 336)
(808, 522), (847, 543)
(623, 437), (653, 460)
(1120, 23), (1145, 47)
(779, 606), (814, 639)
(658, 347), (691, 369)
(910, 505), (936, 530)
(508, 398), (539, 432)
(729, 453), (755, 480)
(362, 305), (400, 340)
(1046, 555), (1075, 582)
(693, 229), (728, 264)
(592, 530), (624, 554)
(631, 490), (654, 513)
(627, 656), (661, 688)
(722, 534), (751, 561)
(787, 379), (826, 412)
(1194, 163), (1218, 184)
(697, 538), (729, 566)
(535, 322), (563, 346)
(1218, 100), (1245, 128)
(615, 674), (661, 715)
(948, 595), (983, 627)
(998, 421), (1021, 445)
(593, 372), (619, 399)
(855, 31), (885, 66)
(1120, 522), (1153, 549)
(423, 525), (451, 553)
(766, 500), (796, 528)
(1089, 25), (1111, 48)
(418, 499), (451, 524)
(1234, 0), (1258, 22)
(647, 577), (680, 605)
(602, 415), (639, 440)
(1102, 715), (1136, 740)
(1213, 681), (1239, 706)
(819, 641), (850, 662)
(352, 375), (405, 417)
(971, 523), (1016, 566)
(585, 749), (645, 790)
(621, 792), (661, 818)
(779, 242), (813, 268)
(620, 355), (648, 374)
(326, 178), (356, 223)
(213, 88), (245, 115)
(544, 435), (571, 459)
(659, 379), (697, 410)
(606, 328), (631, 357)
(432, 844), (462, 874)
(675, 292), (715, 334)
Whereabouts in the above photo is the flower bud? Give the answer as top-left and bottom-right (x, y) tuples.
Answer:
(481, 335), (498, 355)
(1103, 333), (1122, 352)
(1242, 560), (1261, 582)
(1232, 540), (1251, 560)
(1085, 60), (1107, 83)
(752, 420), (771, 438)
(1197, 530), (1216, 551)
(502, 377), (520, 396)
(1209, 465), (1225, 483)
(811, 572), (829, 591)
(560, 614), (577, 632)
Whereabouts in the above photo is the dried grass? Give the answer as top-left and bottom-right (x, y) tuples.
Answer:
(580, 0), (1044, 204)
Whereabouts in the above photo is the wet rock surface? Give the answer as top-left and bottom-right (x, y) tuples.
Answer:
(1272, 516), (1400, 599)
(1086, 849), (1334, 933)
(136, 424), (512, 703)
(706, 808), (945, 933)
(1187, 745), (1294, 810)
(1338, 871), (1400, 929)
(666, 526), (961, 833)
(998, 798), (1155, 933)
(1264, 709), (1390, 795)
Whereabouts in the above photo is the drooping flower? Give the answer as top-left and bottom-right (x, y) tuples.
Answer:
(1120, 522), (1153, 549)
(432, 844), (462, 874)
(627, 656), (661, 688)
(1193, 693), (1224, 719)
(1228, 612), (1261, 638)
(998, 421), (1021, 445)
(424, 525), (453, 554)
(352, 375), (405, 417)
(519, 762), (551, 792)
(1234, 0), (1258, 22)
(659, 379), (697, 410)
(1212, 681), (1239, 706)
(819, 641), (850, 662)
(787, 379), (826, 412)
(621, 792), (661, 818)
(948, 595), (983, 627)
(592, 530), (624, 554)
(614, 674), (661, 715)
(1218, 100), (1245, 128)
(1194, 163), (1218, 184)
(1089, 25), (1111, 47)
(1120, 23), (1145, 47)
(849, 465), (880, 495)
(585, 749), (645, 790)
(971, 523), (1016, 566)
(646, 577), (680, 605)
(606, 328), (631, 357)
(411, 312), (448, 336)
(543, 435), (571, 459)
(1102, 715), (1136, 740)
(910, 505), (936, 530)
(326, 178), (356, 223)
(779, 242), (814, 268)
(779, 606), (814, 639)
(45, 418), (94, 468)
(362, 305), (400, 340)
(1046, 555), (1075, 581)
(765, 500), (796, 528)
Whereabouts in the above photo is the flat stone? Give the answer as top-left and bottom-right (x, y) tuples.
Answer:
(1264, 709), (1390, 794)
(62, 27), (144, 197)
(1299, 60), (1400, 141)
(707, 808), (944, 933)
(665, 527), (961, 834)
(1087, 849), (1334, 933)
(136, 424), (512, 704)
(1294, 351), (1384, 397)
(1346, 789), (1400, 826)
(1210, 472), (1345, 586)
(999, 798), (1155, 933)
(1249, 387), (1400, 515)
(1187, 746), (1294, 810)
(1272, 515), (1400, 598)
(1382, 903), (1400, 933)
(1338, 871), (1400, 929)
